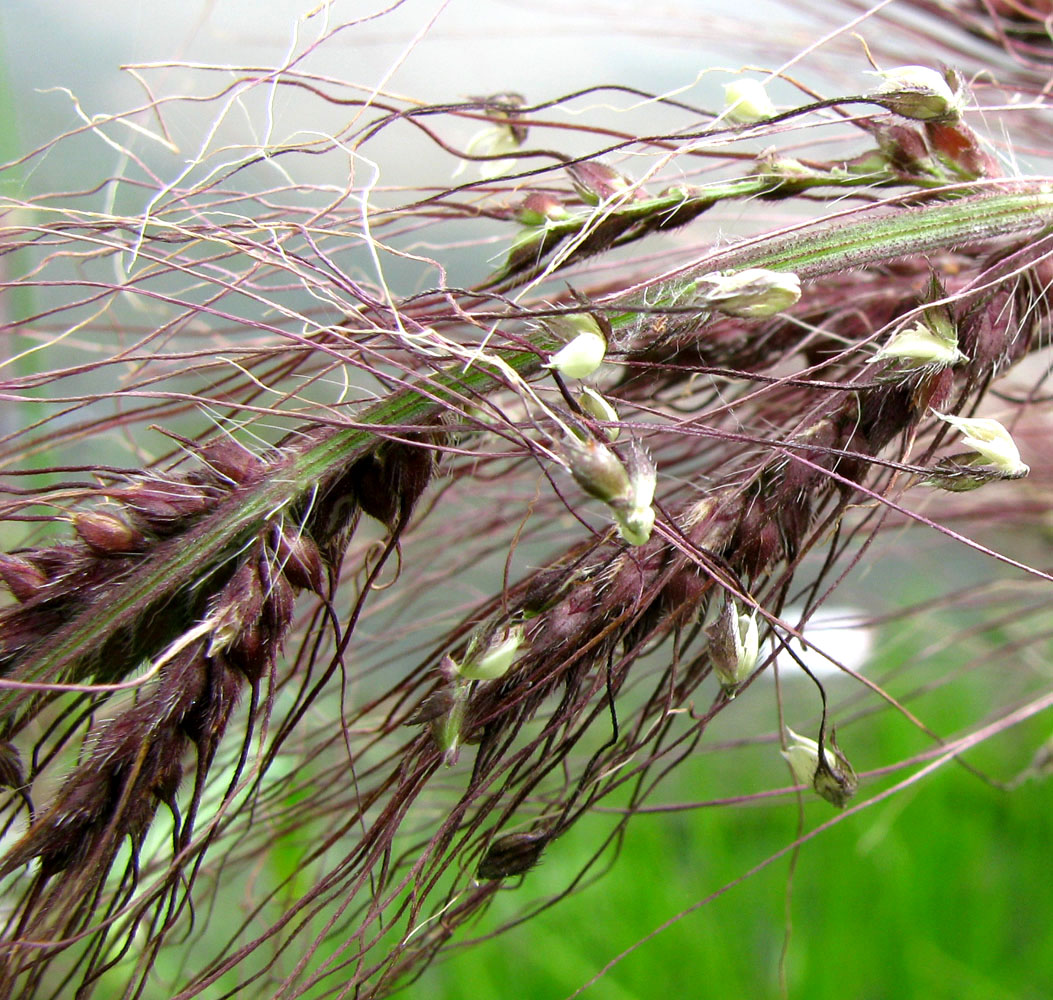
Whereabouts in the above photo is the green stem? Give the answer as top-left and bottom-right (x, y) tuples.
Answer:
(607, 183), (1053, 321)
(691, 184), (1053, 278)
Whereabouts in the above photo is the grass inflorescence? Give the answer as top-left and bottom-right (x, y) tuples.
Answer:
(1, 3), (1052, 997)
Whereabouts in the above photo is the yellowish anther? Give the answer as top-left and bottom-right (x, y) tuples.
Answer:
(611, 443), (657, 546)
(933, 411), (1029, 478)
(457, 625), (526, 681)
(547, 332), (606, 379)
(614, 504), (655, 546)
(873, 65), (964, 122)
(455, 123), (522, 179)
(869, 321), (967, 368)
(707, 598), (760, 690)
(781, 727), (858, 807)
(545, 314), (608, 379)
(579, 386), (620, 440)
(697, 268), (801, 318)
(723, 78), (777, 125)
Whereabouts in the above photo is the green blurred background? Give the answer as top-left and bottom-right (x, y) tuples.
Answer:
(421, 657), (1053, 1000)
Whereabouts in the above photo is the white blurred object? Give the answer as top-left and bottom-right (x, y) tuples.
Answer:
(769, 606), (874, 680)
